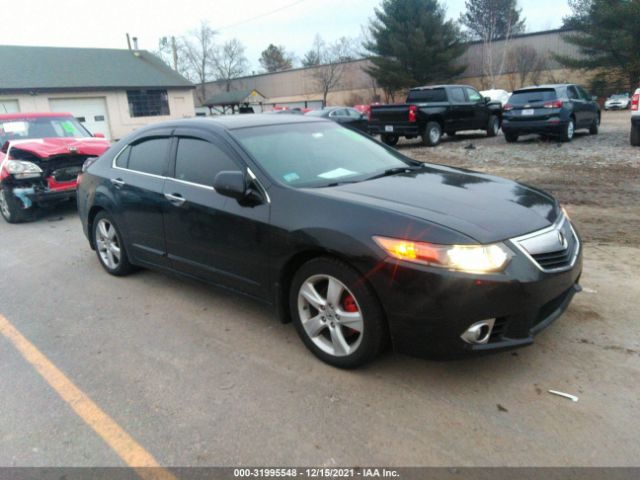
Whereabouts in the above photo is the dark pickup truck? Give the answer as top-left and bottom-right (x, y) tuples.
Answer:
(368, 85), (503, 147)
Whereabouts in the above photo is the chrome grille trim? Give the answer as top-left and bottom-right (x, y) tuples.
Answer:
(509, 214), (580, 273)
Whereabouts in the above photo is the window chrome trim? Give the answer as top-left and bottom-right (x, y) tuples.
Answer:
(166, 176), (215, 191)
(509, 214), (580, 273)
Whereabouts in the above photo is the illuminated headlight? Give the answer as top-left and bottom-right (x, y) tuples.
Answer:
(373, 236), (512, 273)
(5, 160), (43, 179)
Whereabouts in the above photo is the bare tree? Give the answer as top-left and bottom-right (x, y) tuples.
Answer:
(156, 36), (189, 75)
(507, 45), (547, 88)
(213, 39), (249, 92)
(310, 36), (358, 106)
(182, 21), (218, 104)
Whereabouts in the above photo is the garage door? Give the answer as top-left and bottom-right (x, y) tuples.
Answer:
(49, 97), (112, 140)
(0, 100), (19, 113)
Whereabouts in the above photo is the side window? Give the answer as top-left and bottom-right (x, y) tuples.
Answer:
(578, 86), (591, 101)
(347, 108), (362, 118)
(465, 88), (482, 103)
(175, 138), (239, 186)
(127, 138), (170, 176)
(567, 86), (580, 100)
(449, 87), (466, 103)
(330, 109), (348, 117)
(115, 146), (131, 168)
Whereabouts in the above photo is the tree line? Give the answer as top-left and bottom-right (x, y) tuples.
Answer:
(157, 0), (640, 105)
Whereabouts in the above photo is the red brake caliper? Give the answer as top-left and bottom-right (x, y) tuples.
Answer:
(342, 294), (358, 313)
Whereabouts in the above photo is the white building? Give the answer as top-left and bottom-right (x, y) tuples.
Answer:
(0, 45), (195, 140)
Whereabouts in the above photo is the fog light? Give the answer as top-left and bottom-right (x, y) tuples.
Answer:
(461, 319), (495, 345)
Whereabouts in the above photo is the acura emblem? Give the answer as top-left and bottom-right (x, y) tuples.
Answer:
(558, 231), (568, 249)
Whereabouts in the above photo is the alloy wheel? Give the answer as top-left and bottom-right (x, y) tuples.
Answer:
(0, 190), (10, 219)
(567, 120), (575, 139)
(429, 126), (441, 144)
(297, 274), (364, 357)
(96, 218), (121, 270)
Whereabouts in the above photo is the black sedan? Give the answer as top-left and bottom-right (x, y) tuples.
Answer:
(77, 116), (582, 368)
(305, 107), (369, 133)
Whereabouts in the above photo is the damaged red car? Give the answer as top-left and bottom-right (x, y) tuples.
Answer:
(0, 113), (110, 223)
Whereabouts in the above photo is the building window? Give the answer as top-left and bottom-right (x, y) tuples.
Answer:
(127, 90), (170, 118)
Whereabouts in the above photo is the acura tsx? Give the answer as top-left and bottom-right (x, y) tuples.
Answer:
(77, 115), (582, 368)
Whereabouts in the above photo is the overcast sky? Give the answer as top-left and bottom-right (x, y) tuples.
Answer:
(2, 0), (571, 71)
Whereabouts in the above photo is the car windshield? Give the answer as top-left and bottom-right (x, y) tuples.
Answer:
(233, 122), (414, 188)
(610, 94), (628, 99)
(0, 116), (91, 144)
(509, 89), (557, 105)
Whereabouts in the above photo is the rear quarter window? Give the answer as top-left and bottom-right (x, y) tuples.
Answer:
(127, 138), (170, 176)
(407, 88), (447, 103)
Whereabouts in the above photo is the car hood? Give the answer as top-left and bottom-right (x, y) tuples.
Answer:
(8, 137), (110, 158)
(313, 165), (559, 244)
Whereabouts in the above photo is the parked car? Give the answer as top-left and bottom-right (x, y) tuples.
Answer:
(305, 107), (369, 133)
(0, 112), (109, 223)
(502, 84), (601, 143)
(480, 89), (511, 106)
(604, 93), (631, 110)
(368, 85), (503, 147)
(631, 88), (640, 146)
(78, 115), (582, 368)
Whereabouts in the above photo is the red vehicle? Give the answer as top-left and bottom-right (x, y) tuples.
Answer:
(0, 113), (109, 223)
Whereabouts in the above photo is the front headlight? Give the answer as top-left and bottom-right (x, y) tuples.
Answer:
(5, 160), (43, 179)
(373, 236), (512, 273)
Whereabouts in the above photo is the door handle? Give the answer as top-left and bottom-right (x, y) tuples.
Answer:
(110, 178), (125, 188)
(164, 193), (186, 207)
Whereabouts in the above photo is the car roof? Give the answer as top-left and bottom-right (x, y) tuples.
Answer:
(514, 84), (572, 92)
(410, 85), (474, 91)
(141, 114), (329, 134)
(0, 112), (73, 120)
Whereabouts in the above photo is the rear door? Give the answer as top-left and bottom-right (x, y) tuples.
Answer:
(162, 128), (271, 299)
(567, 86), (587, 127)
(111, 131), (172, 266)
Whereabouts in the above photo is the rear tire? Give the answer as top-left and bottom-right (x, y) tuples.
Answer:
(631, 124), (640, 146)
(504, 132), (519, 143)
(290, 257), (388, 368)
(381, 134), (399, 146)
(560, 118), (575, 142)
(421, 121), (442, 147)
(0, 188), (34, 224)
(92, 211), (134, 276)
(486, 115), (500, 137)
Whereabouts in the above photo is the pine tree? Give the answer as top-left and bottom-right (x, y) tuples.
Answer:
(365, 0), (467, 94)
(459, 0), (526, 41)
(259, 44), (293, 73)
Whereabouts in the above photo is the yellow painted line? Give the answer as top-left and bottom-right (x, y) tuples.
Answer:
(0, 314), (176, 480)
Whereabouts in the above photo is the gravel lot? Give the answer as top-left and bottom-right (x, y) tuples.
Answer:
(0, 111), (638, 468)
(399, 111), (639, 246)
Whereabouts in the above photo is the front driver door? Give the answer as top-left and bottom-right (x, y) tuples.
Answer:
(162, 128), (271, 300)
(465, 87), (489, 129)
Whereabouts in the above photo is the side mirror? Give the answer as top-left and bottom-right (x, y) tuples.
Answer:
(214, 171), (247, 200)
(484, 97), (491, 104)
(93, 133), (105, 138)
(591, 95), (598, 101)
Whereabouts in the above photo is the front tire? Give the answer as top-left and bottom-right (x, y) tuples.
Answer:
(290, 257), (388, 368)
(381, 134), (399, 146)
(421, 121), (442, 147)
(589, 116), (600, 135)
(0, 188), (34, 224)
(486, 115), (500, 137)
(92, 211), (134, 276)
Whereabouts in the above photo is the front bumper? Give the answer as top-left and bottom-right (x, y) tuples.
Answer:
(502, 117), (568, 135)
(3, 179), (77, 210)
(368, 226), (583, 359)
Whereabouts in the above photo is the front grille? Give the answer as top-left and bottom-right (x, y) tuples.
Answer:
(531, 243), (576, 270)
(512, 215), (579, 273)
(489, 317), (508, 342)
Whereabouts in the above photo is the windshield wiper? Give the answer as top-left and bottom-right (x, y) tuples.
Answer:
(365, 165), (422, 181)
